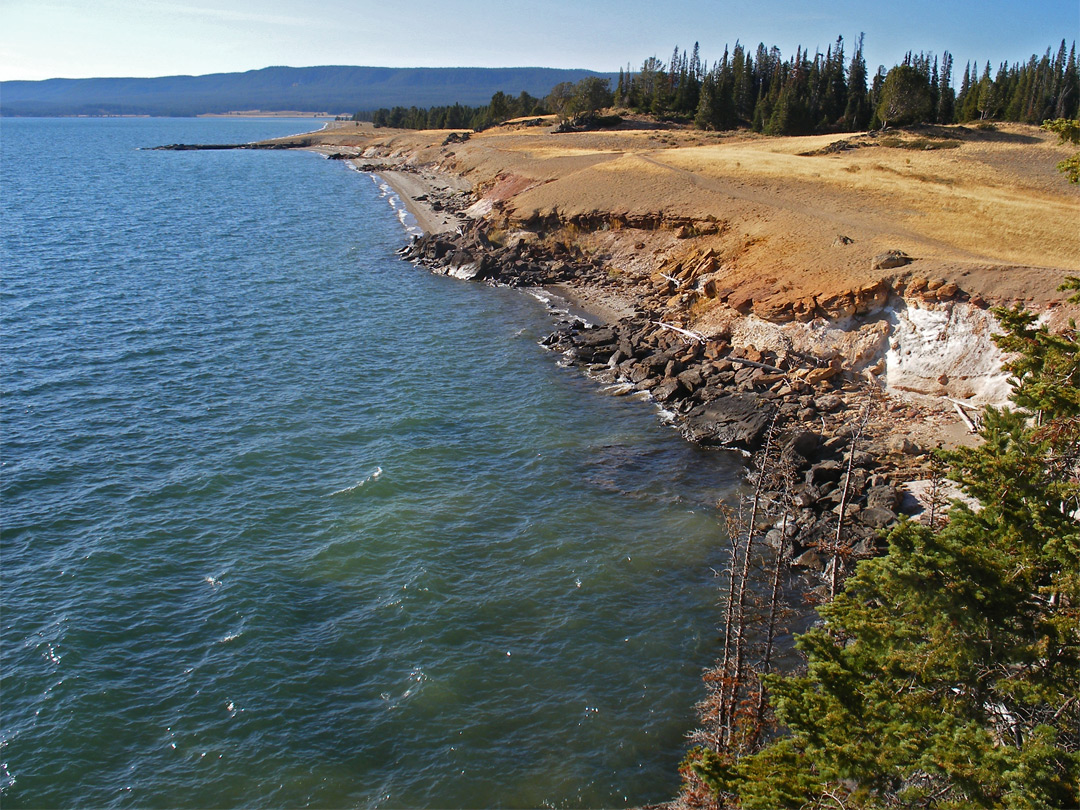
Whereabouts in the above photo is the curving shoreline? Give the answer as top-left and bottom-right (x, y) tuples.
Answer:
(276, 119), (1079, 570)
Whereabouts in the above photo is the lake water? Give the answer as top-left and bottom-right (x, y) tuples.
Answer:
(0, 118), (742, 808)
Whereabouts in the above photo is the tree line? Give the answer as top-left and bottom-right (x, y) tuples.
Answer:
(355, 36), (1077, 138)
(619, 36), (1078, 134)
(353, 89), (546, 130)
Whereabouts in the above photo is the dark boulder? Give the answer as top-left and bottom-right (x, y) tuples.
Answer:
(859, 506), (898, 529)
(866, 485), (902, 511)
(682, 394), (773, 449)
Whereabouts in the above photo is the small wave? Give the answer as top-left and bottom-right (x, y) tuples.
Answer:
(395, 207), (424, 238)
(329, 467), (383, 496)
(527, 289), (573, 318)
(380, 666), (428, 709)
(656, 407), (678, 423)
(528, 289), (554, 306)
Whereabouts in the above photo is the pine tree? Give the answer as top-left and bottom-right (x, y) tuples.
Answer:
(1058, 44), (1079, 119)
(938, 51), (956, 123)
(844, 34), (870, 130)
(687, 282), (1080, 808)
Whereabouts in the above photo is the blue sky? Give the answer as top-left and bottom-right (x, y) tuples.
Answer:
(1, 0), (1077, 82)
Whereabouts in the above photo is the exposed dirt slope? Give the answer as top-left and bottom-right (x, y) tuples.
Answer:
(291, 119), (1079, 313)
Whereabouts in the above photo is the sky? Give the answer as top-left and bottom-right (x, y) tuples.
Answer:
(1, 0), (1077, 83)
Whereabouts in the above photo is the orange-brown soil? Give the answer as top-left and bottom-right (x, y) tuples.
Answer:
(287, 118), (1079, 316)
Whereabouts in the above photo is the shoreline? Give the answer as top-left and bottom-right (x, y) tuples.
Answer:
(371, 165), (640, 327)
(288, 124), (1078, 568)
(375, 168), (956, 573)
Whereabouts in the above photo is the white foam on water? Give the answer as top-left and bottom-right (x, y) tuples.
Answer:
(329, 466), (383, 496)
(655, 407), (678, 424)
(528, 289), (555, 306)
(395, 207), (423, 238)
(528, 288), (573, 319)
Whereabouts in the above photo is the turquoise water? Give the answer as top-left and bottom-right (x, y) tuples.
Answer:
(1, 118), (741, 808)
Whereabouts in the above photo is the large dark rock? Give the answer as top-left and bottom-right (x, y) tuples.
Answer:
(859, 506), (898, 529)
(788, 430), (821, 459)
(682, 394), (772, 449)
(807, 459), (844, 486)
(575, 327), (617, 348)
(866, 485), (902, 511)
(652, 377), (684, 402)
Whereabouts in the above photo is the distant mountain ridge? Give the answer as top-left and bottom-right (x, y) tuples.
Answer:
(0, 65), (617, 117)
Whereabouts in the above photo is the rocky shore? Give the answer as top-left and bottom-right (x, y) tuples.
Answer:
(398, 219), (932, 575)
(246, 118), (1075, 574)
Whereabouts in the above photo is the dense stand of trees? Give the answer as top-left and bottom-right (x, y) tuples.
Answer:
(618, 37), (1078, 135)
(359, 37), (1077, 138)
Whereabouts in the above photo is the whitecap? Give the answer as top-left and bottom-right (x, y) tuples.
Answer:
(329, 466), (383, 496)
(528, 289), (555, 306)
(656, 407), (677, 423)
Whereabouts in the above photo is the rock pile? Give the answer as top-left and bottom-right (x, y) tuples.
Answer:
(543, 315), (909, 569)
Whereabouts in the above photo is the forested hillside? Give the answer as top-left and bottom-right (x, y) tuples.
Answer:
(0, 65), (615, 117)
(356, 36), (1077, 141)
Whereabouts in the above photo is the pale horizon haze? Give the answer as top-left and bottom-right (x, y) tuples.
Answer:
(1, 0), (1077, 83)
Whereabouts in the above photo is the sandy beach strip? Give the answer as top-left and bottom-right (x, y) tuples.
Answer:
(370, 168), (464, 236)
(370, 165), (637, 325)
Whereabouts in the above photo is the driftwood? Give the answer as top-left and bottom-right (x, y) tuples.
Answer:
(946, 397), (980, 433)
(652, 320), (707, 342)
(729, 357), (786, 375)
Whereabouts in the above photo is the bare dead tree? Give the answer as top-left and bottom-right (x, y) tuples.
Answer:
(827, 392), (875, 599)
(685, 410), (804, 803)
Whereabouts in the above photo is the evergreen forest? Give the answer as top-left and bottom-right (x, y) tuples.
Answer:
(360, 36), (1079, 137)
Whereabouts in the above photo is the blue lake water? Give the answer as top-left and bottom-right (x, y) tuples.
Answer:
(0, 117), (742, 808)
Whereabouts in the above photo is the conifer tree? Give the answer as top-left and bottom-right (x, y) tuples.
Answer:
(937, 51), (955, 123)
(843, 34), (870, 130)
(684, 282), (1080, 808)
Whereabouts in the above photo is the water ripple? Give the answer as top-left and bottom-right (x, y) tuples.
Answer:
(1, 118), (741, 810)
